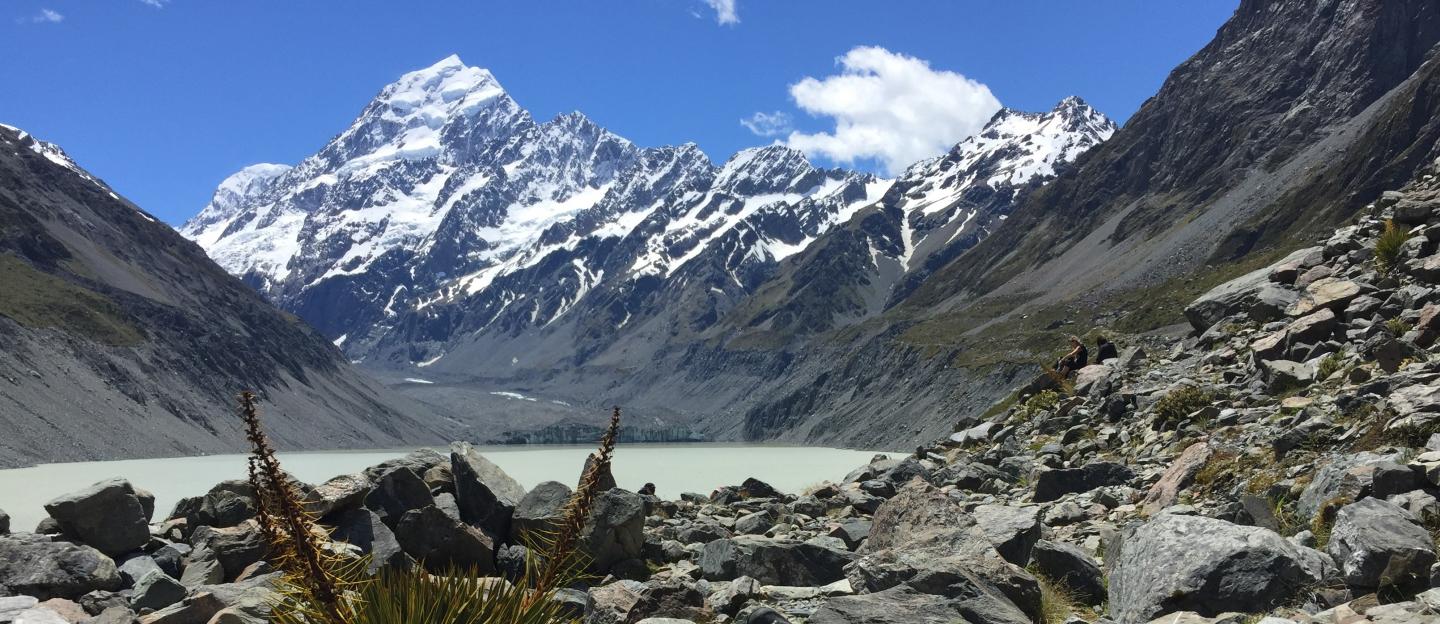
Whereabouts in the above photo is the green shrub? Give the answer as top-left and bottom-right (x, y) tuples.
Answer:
(1316, 352), (1345, 381)
(1374, 219), (1412, 274)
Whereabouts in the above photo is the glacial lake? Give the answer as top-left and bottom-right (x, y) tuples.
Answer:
(0, 444), (892, 532)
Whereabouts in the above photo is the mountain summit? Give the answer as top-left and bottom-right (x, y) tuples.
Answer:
(183, 56), (1114, 439)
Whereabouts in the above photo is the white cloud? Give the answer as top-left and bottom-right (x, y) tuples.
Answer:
(19, 8), (63, 23)
(139, 0), (169, 7)
(740, 111), (792, 137)
(702, 0), (738, 25)
(782, 46), (1002, 175)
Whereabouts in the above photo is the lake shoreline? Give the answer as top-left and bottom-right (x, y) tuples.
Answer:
(0, 443), (896, 533)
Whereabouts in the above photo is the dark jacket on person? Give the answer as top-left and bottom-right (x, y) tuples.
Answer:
(1096, 340), (1118, 363)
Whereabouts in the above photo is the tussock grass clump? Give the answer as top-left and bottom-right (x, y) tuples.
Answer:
(1316, 351), (1345, 381)
(1311, 496), (1350, 550)
(243, 393), (622, 624)
(1374, 219), (1412, 274)
(1031, 571), (1082, 624)
(1386, 317), (1413, 337)
(1153, 385), (1215, 428)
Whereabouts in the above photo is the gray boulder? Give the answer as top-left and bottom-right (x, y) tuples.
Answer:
(394, 505), (495, 574)
(130, 570), (186, 611)
(1297, 452), (1394, 519)
(361, 448), (448, 483)
(808, 586), (983, 624)
(190, 521), (265, 581)
(0, 508), (9, 535)
(179, 543), (224, 588)
(1183, 266), (1271, 332)
(580, 488), (646, 574)
(43, 478), (150, 557)
(1327, 497), (1437, 589)
(734, 511), (774, 536)
(0, 534), (122, 600)
(1033, 462), (1135, 503)
(1109, 513), (1322, 624)
(845, 482), (1041, 623)
(970, 505), (1041, 566)
(173, 480), (257, 529)
(1258, 359), (1315, 393)
(451, 442), (525, 539)
(581, 451), (618, 492)
(700, 536), (853, 586)
(116, 553), (163, 586)
(364, 467), (434, 528)
(1029, 540), (1106, 605)
(510, 480), (572, 543)
(329, 507), (411, 572)
(302, 473), (370, 518)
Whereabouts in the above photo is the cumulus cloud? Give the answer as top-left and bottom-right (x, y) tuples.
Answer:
(702, 0), (738, 25)
(19, 8), (63, 23)
(781, 46), (1002, 175)
(740, 111), (792, 137)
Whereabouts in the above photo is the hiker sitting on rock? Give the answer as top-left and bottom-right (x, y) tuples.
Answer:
(1095, 335), (1118, 364)
(1055, 335), (1088, 377)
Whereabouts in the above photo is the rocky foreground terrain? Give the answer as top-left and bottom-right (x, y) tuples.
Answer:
(8, 172), (1440, 622)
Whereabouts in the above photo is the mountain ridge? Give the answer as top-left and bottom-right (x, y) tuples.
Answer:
(0, 123), (456, 468)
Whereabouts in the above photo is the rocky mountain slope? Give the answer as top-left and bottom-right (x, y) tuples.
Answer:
(182, 60), (1113, 442)
(628, 0), (1440, 451)
(10, 174), (1440, 622)
(0, 124), (455, 468)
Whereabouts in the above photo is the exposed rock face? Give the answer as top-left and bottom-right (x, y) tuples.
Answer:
(1109, 514), (1322, 624)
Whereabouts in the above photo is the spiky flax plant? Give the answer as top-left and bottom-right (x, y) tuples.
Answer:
(241, 392), (623, 624)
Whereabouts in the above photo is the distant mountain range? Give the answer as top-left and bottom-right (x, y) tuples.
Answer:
(5, 0), (1433, 461)
(179, 56), (1114, 441)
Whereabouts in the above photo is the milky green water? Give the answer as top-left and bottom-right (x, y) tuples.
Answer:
(0, 444), (892, 531)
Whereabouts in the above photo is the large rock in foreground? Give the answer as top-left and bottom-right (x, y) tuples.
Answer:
(699, 536), (854, 586)
(580, 489), (645, 574)
(1109, 513), (1323, 624)
(0, 534), (123, 600)
(845, 482), (1041, 623)
(451, 442), (526, 539)
(1327, 497), (1437, 590)
(43, 478), (151, 557)
(808, 586), (982, 624)
(394, 505), (496, 574)
(510, 481), (572, 543)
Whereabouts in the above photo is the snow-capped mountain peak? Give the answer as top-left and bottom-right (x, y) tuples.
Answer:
(182, 58), (1113, 374)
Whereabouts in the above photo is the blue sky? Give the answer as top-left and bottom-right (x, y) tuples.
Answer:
(1, 1), (1238, 225)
